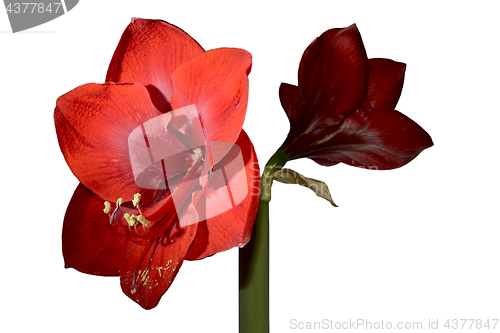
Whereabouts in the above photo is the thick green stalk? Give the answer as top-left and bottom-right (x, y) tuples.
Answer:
(239, 199), (269, 333)
(239, 151), (288, 333)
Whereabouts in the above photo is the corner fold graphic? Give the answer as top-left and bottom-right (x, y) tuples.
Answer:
(4, 0), (79, 33)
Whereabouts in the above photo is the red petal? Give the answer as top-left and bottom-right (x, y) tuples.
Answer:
(279, 82), (301, 127)
(297, 24), (369, 128)
(119, 223), (197, 309)
(170, 48), (252, 160)
(306, 106), (434, 170)
(367, 58), (406, 110)
(55, 82), (162, 202)
(62, 184), (127, 276)
(106, 18), (205, 112)
(185, 130), (260, 260)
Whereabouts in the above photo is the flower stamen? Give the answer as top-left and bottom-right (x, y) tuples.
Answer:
(123, 213), (150, 227)
(132, 193), (144, 215)
(103, 201), (111, 214)
(186, 147), (203, 174)
(123, 213), (138, 226)
(132, 193), (141, 208)
(137, 215), (150, 226)
(108, 197), (123, 224)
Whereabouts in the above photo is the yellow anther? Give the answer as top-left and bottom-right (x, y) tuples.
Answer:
(187, 147), (203, 173)
(103, 201), (111, 214)
(137, 215), (150, 226)
(132, 193), (141, 208)
(116, 198), (123, 206)
(123, 213), (137, 227)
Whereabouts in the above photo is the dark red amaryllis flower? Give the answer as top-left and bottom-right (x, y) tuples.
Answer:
(278, 24), (433, 169)
(55, 18), (259, 309)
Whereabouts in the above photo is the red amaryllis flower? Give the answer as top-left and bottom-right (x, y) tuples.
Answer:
(278, 24), (433, 169)
(55, 18), (259, 309)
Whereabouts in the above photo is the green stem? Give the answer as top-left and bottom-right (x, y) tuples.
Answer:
(239, 150), (288, 333)
(239, 199), (269, 333)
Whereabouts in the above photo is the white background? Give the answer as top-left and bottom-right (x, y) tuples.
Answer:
(2, 1), (499, 332)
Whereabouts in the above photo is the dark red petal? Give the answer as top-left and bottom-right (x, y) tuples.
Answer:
(119, 223), (197, 309)
(279, 82), (301, 127)
(63, 184), (127, 276)
(106, 18), (205, 112)
(367, 58), (406, 110)
(170, 48), (252, 162)
(297, 37), (316, 88)
(55, 82), (162, 202)
(185, 130), (260, 260)
(307, 107), (434, 170)
(297, 24), (369, 128)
